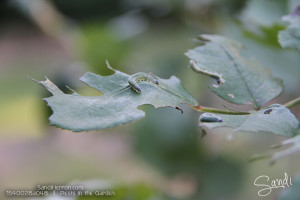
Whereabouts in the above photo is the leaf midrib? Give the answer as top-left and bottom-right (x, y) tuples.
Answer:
(219, 44), (259, 109)
(107, 83), (190, 103)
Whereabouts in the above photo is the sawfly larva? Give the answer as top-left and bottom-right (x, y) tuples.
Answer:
(128, 72), (159, 93)
(199, 113), (223, 123)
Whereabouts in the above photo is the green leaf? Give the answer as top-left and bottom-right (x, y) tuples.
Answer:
(279, 6), (300, 52)
(185, 35), (283, 109)
(32, 63), (198, 131)
(199, 104), (299, 138)
(241, 24), (285, 48)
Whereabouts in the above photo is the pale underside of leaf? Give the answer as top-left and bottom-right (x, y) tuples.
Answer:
(32, 65), (198, 131)
(271, 129), (300, 162)
(185, 34), (283, 109)
(279, 6), (300, 52)
(199, 104), (299, 138)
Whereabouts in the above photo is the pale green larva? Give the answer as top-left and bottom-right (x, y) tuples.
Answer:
(128, 72), (159, 93)
(199, 113), (223, 122)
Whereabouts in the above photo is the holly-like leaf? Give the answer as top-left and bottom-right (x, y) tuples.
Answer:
(279, 6), (300, 52)
(199, 104), (299, 138)
(185, 35), (283, 109)
(32, 63), (198, 131)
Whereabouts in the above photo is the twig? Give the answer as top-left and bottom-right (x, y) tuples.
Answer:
(192, 105), (249, 115)
(284, 96), (300, 109)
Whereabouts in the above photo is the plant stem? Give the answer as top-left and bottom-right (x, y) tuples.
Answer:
(284, 96), (300, 109)
(192, 105), (249, 115)
(191, 96), (300, 115)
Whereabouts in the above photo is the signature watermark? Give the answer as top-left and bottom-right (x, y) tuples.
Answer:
(254, 173), (292, 197)
(4, 184), (115, 198)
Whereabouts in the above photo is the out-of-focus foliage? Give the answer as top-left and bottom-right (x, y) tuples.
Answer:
(79, 23), (129, 75)
(269, 132), (300, 162)
(242, 24), (284, 48)
(279, 6), (300, 52)
(133, 107), (245, 199)
(240, 0), (287, 27)
(51, 0), (122, 21)
(77, 183), (164, 200)
(279, 172), (300, 200)
(238, 0), (288, 48)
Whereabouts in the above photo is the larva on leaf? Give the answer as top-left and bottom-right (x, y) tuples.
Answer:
(128, 72), (159, 93)
(199, 113), (223, 123)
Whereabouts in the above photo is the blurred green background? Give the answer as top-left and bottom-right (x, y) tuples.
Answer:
(1, 0), (300, 199)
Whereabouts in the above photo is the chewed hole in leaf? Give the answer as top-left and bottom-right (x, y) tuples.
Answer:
(189, 60), (225, 85)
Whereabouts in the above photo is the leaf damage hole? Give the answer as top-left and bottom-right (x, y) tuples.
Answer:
(175, 106), (184, 114)
(228, 93), (235, 99)
(189, 60), (225, 86)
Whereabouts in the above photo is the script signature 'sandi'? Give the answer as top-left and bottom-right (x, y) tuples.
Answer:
(254, 173), (292, 197)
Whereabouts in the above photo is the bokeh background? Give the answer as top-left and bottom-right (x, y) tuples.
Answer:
(1, 0), (300, 199)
